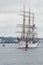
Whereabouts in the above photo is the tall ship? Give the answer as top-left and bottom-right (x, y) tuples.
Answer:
(17, 6), (39, 48)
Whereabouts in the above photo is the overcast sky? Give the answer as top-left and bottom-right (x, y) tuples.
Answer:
(0, 0), (43, 37)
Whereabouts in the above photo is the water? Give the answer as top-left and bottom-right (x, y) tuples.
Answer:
(0, 42), (43, 65)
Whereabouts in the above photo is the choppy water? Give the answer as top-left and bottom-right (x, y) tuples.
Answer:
(0, 42), (43, 65)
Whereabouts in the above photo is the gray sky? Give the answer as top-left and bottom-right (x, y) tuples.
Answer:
(0, 0), (43, 37)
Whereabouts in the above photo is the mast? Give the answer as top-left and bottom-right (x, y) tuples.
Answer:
(29, 8), (30, 32)
(32, 13), (34, 39)
(26, 8), (31, 42)
(21, 5), (25, 41)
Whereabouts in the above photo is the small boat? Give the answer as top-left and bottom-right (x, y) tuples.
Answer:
(16, 5), (39, 48)
(2, 44), (5, 47)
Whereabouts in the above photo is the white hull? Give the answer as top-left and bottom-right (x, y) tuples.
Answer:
(18, 41), (39, 48)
